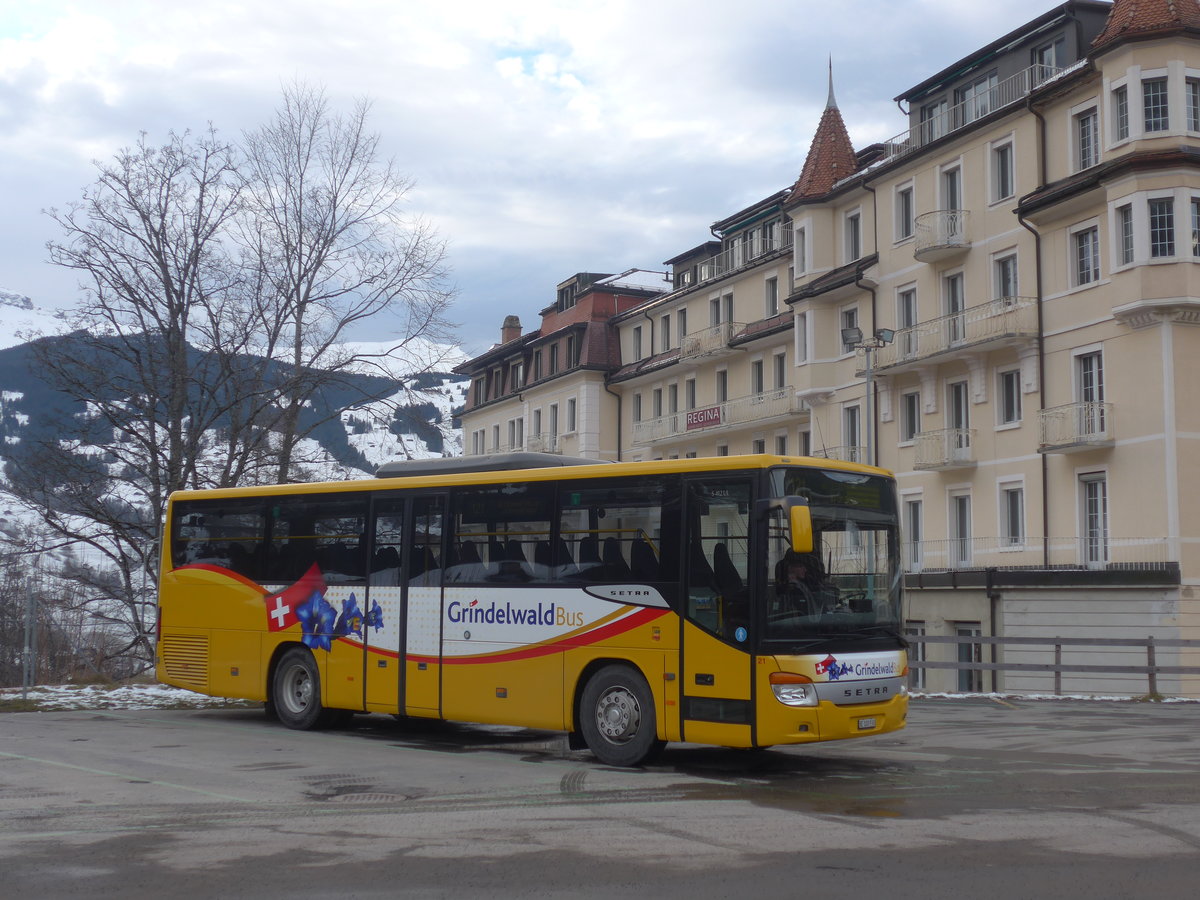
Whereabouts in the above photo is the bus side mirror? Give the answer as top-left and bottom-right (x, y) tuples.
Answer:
(790, 505), (814, 554)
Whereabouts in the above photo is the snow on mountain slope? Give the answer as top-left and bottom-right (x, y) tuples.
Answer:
(0, 289), (70, 349)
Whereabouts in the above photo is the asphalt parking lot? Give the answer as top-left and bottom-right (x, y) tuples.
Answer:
(1, 698), (1198, 898)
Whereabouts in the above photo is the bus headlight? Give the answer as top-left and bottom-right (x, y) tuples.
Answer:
(769, 672), (818, 707)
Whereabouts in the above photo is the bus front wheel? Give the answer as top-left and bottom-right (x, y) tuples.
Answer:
(579, 664), (665, 767)
(272, 647), (325, 730)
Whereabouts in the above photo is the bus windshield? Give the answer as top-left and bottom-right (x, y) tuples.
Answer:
(765, 467), (903, 648)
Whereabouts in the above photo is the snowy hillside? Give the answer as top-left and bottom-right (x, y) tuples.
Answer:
(0, 289), (69, 349)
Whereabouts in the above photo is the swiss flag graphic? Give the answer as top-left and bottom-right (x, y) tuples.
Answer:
(264, 564), (327, 632)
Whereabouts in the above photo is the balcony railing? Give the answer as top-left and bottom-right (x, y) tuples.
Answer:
(526, 433), (561, 454)
(687, 230), (794, 289)
(876, 64), (1068, 168)
(913, 427), (976, 469)
(812, 445), (868, 463)
(631, 386), (795, 445)
(1039, 401), (1114, 452)
(866, 297), (1038, 372)
(914, 209), (970, 261)
(902, 536), (1172, 573)
(679, 321), (744, 360)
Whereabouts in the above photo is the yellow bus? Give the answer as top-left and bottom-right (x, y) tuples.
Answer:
(157, 453), (908, 765)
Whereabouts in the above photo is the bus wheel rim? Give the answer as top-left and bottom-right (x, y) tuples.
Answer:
(596, 686), (639, 743)
(283, 665), (312, 713)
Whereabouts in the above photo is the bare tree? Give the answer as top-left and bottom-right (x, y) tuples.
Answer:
(3, 88), (457, 676)
(240, 83), (455, 482)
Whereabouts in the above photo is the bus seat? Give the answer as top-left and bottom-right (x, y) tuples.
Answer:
(713, 542), (743, 595)
(603, 537), (632, 580)
(630, 538), (659, 582)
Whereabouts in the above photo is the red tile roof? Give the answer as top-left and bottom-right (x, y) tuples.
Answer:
(1092, 0), (1200, 51)
(787, 81), (857, 203)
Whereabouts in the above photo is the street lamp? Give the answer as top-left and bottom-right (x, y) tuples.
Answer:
(841, 327), (894, 466)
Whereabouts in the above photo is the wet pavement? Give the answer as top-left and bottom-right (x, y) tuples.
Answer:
(1, 698), (1198, 898)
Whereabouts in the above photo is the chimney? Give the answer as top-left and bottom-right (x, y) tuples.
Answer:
(501, 315), (522, 344)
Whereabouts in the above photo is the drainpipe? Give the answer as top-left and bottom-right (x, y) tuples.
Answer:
(862, 183), (880, 467)
(1019, 94), (1050, 568)
(604, 380), (623, 462)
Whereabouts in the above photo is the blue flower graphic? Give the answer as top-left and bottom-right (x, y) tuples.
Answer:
(295, 589), (337, 651)
(335, 593), (364, 638)
(366, 598), (383, 632)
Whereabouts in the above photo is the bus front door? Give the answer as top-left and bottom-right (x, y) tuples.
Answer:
(680, 477), (755, 748)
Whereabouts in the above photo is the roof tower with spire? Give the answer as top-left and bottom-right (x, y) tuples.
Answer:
(787, 61), (858, 203)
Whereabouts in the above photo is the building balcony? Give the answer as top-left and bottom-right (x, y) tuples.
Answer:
(1038, 402), (1114, 453)
(679, 321), (745, 360)
(685, 230), (793, 290)
(913, 427), (976, 470)
(811, 445), (868, 464)
(913, 209), (970, 262)
(873, 63), (1072, 169)
(902, 536), (1173, 575)
(631, 386), (795, 445)
(864, 297), (1038, 373)
(525, 433), (562, 454)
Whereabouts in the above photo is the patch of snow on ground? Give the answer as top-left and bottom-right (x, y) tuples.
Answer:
(0, 683), (256, 710)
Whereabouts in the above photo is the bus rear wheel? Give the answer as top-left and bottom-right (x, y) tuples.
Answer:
(272, 647), (325, 730)
(579, 664), (664, 767)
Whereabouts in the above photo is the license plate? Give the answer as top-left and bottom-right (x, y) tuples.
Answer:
(857, 717), (877, 730)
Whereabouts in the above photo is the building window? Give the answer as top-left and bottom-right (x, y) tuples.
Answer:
(763, 218), (777, 250)
(956, 72), (998, 124)
(1032, 36), (1064, 72)
(532, 407), (542, 437)
(920, 98), (948, 143)
(709, 297), (721, 325)
(1144, 78), (1169, 132)
(750, 359), (764, 395)
(532, 351), (543, 381)
(1077, 349), (1104, 406)
(632, 326), (643, 361)
(845, 210), (862, 262)
(660, 314), (671, 352)
(992, 142), (1014, 201)
(904, 498), (923, 572)
(1117, 203), (1134, 265)
(1001, 484), (1025, 547)
(685, 377), (696, 410)
(994, 253), (1018, 301)
(491, 424), (500, 452)
(843, 405), (861, 462)
(764, 277), (778, 317)
(722, 293), (734, 324)
(1074, 226), (1100, 285)
(944, 272), (965, 343)
(998, 369), (1021, 425)
(773, 351), (787, 389)
(795, 311), (808, 363)
(897, 286), (918, 358)
(549, 404), (559, 439)
(667, 383), (678, 415)
(775, 433), (787, 455)
(900, 391), (921, 443)
(632, 394), (642, 423)
(1080, 472), (1109, 567)
(715, 369), (728, 403)
(794, 225), (807, 274)
(1189, 78), (1200, 132)
(549, 344), (559, 374)
(840, 307), (859, 354)
(1075, 107), (1098, 170)
(798, 429), (811, 456)
(751, 438), (766, 454)
(1192, 198), (1200, 257)
(951, 493), (972, 567)
(955, 623), (983, 692)
(652, 387), (663, 418)
(896, 185), (914, 239)
(566, 335), (578, 368)
(716, 444), (729, 457)
(677, 308), (687, 338)
(1113, 85), (1129, 141)
(1150, 197), (1175, 257)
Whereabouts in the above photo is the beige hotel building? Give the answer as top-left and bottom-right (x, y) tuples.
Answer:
(457, 0), (1200, 697)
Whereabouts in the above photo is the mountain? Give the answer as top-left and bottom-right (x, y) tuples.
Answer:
(0, 291), (470, 481)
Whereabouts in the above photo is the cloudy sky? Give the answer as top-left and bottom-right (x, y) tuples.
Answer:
(1, 0), (1086, 353)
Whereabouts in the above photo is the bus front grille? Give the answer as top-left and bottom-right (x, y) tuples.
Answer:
(161, 633), (210, 689)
